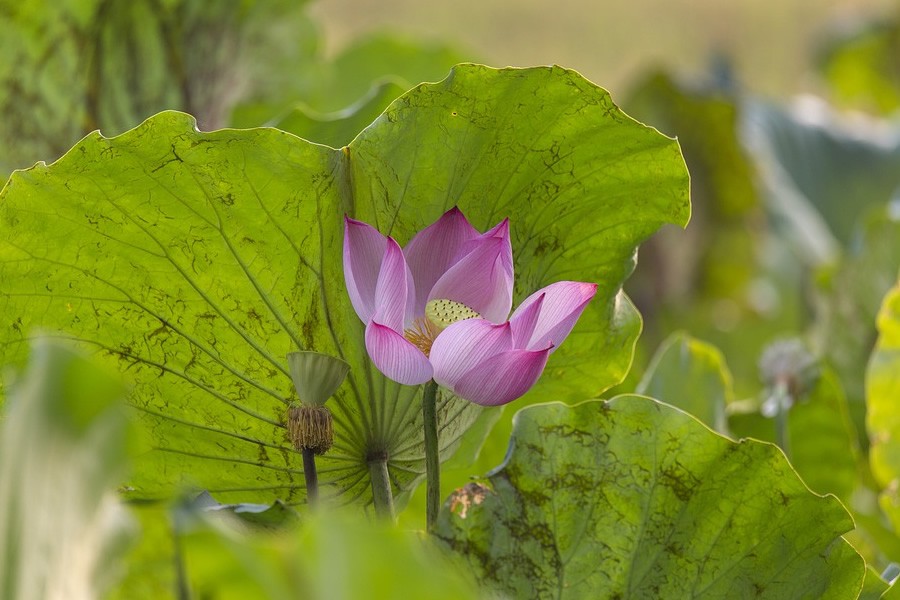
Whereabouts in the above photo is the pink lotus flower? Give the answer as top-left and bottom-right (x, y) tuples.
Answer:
(343, 208), (597, 406)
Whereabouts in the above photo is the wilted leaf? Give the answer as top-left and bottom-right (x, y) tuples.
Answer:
(625, 71), (760, 307)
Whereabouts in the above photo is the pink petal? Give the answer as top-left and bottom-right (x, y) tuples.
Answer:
(509, 281), (598, 352)
(427, 235), (514, 323)
(403, 207), (479, 317)
(510, 291), (545, 348)
(365, 321), (433, 385)
(343, 217), (388, 323)
(430, 319), (513, 390)
(372, 238), (415, 331)
(471, 218), (514, 276)
(451, 348), (551, 406)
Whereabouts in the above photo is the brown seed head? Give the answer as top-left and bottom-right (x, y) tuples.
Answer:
(288, 404), (334, 455)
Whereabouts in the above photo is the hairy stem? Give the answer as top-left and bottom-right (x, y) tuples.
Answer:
(422, 379), (440, 532)
(368, 454), (395, 520)
(302, 447), (319, 507)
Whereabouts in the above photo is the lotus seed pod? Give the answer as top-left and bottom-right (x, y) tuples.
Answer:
(287, 351), (350, 407)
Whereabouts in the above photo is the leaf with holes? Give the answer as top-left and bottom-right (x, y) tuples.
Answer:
(435, 398), (864, 599)
(0, 65), (689, 508)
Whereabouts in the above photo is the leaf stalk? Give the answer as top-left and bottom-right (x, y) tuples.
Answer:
(368, 454), (395, 520)
(302, 447), (319, 507)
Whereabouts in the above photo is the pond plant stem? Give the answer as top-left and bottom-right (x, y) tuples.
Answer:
(422, 379), (440, 532)
(302, 447), (319, 507)
(773, 379), (792, 460)
(369, 453), (395, 520)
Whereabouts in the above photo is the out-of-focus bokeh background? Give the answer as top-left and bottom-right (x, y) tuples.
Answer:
(311, 0), (895, 98)
(4, 1), (900, 595)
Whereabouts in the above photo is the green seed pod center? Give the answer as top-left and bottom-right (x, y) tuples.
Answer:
(425, 299), (481, 329)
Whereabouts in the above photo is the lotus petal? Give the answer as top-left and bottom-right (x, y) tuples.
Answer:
(451, 347), (551, 406)
(372, 237), (415, 331)
(343, 217), (388, 323)
(431, 319), (513, 389)
(427, 235), (514, 323)
(365, 321), (433, 385)
(509, 281), (598, 352)
(404, 207), (480, 315)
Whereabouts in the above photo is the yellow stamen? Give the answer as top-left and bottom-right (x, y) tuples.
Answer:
(404, 317), (442, 357)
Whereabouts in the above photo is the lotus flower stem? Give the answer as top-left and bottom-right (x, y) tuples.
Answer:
(302, 448), (319, 507)
(368, 452), (395, 519)
(422, 379), (440, 532)
(772, 379), (792, 459)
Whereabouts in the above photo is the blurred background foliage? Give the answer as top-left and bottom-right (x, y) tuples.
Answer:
(4, 0), (900, 595)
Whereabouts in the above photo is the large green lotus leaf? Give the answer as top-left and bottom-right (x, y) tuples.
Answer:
(0, 65), (689, 507)
(635, 331), (733, 433)
(435, 397), (863, 599)
(0, 339), (132, 600)
(867, 280), (900, 531)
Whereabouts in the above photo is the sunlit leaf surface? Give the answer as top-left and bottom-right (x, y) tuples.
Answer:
(436, 398), (863, 599)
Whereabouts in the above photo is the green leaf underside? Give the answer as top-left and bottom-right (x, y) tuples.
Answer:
(636, 332), (733, 434)
(271, 80), (408, 149)
(867, 280), (900, 531)
(435, 398), (863, 599)
(859, 566), (890, 600)
(0, 65), (689, 507)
